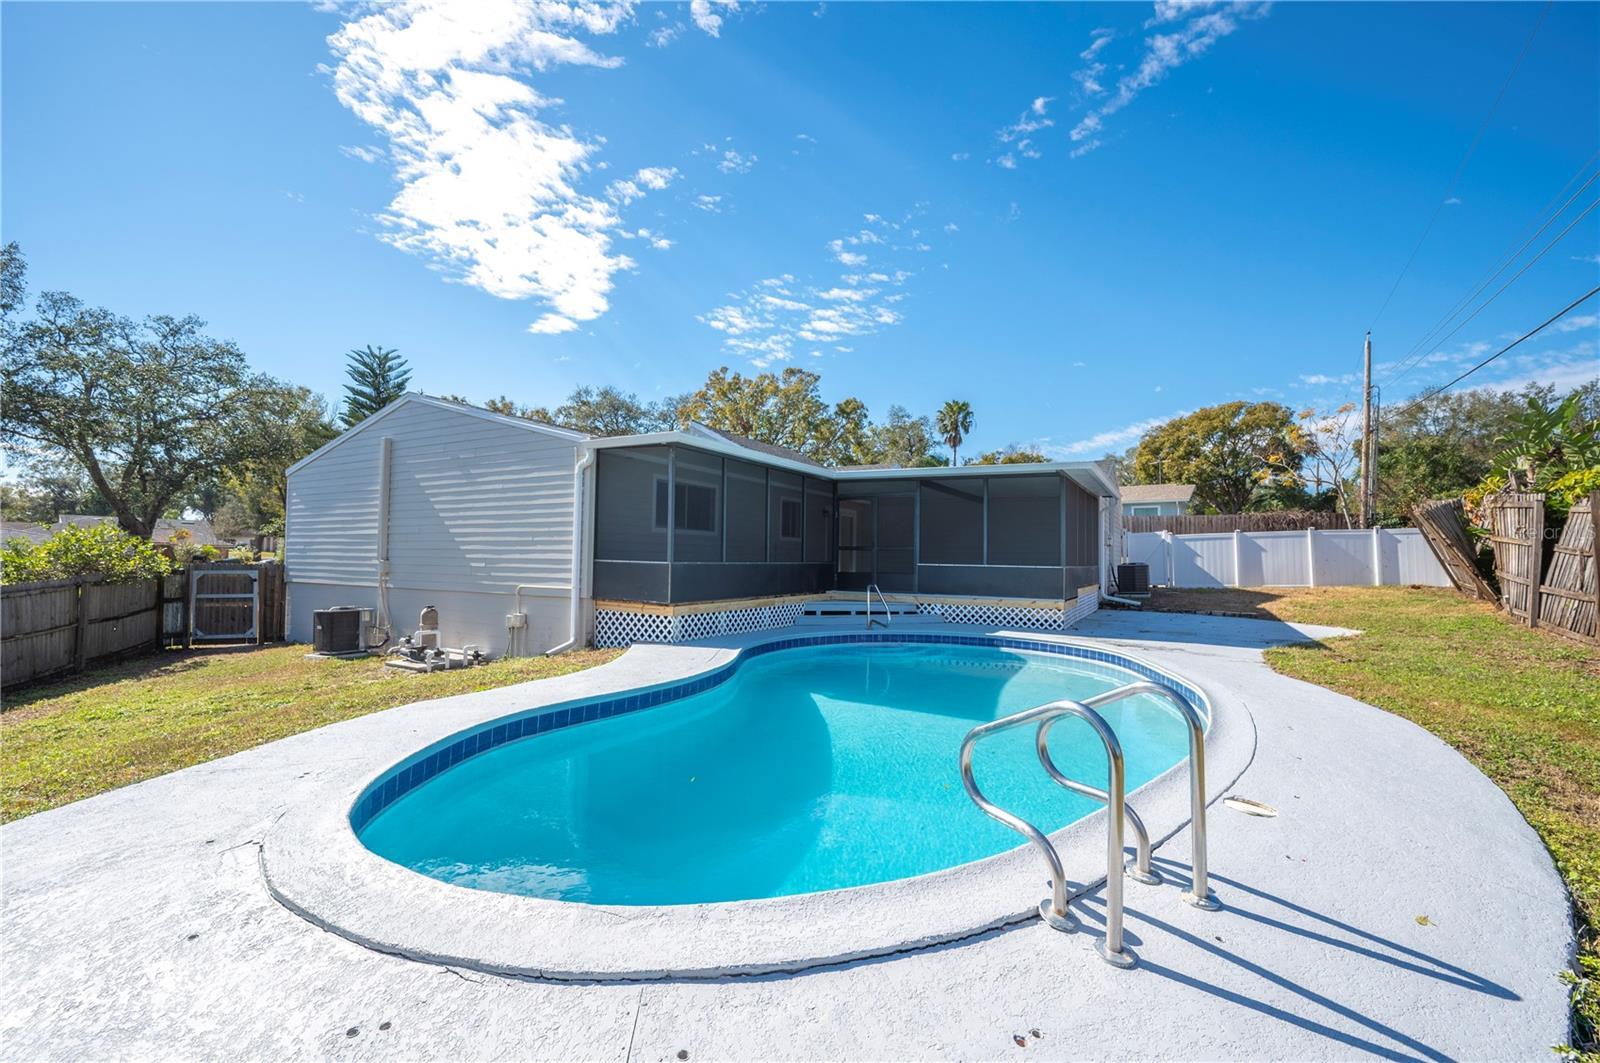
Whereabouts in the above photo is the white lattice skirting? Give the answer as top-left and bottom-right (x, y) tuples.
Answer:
(594, 591), (1100, 648)
(595, 602), (806, 649)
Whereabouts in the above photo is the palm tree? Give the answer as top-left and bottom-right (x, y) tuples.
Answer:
(936, 400), (974, 466)
(341, 345), (412, 426)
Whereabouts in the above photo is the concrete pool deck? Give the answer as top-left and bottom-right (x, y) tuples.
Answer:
(0, 610), (1575, 1060)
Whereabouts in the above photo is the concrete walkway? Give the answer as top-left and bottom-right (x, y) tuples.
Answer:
(0, 611), (1574, 1060)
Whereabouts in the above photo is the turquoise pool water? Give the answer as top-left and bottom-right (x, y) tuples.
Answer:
(356, 643), (1194, 905)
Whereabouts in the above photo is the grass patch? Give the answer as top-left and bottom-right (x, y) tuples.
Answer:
(1150, 586), (1600, 1054)
(1, 644), (620, 823)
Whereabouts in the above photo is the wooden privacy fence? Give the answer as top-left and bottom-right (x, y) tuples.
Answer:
(1413, 499), (1496, 601)
(1, 576), (163, 688)
(1123, 511), (1350, 534)
(1482, 490), (1599, 645)
(1, 561), (287, 689)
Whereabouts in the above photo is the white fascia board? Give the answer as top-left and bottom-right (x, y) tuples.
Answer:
(584, 431), (1120, 496)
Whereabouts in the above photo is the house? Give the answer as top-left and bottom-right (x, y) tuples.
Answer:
(283, 394), (1123, 654)
(1118, 484), (1196, 517)
(1, 521), (53, 546)
(53, 514), (226, 547)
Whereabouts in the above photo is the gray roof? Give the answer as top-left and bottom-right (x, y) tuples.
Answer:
(54, 515), (225, 546)
(686, 424), (823, 468)
(1, 521), (53, 545)
(1119, 483), (1196, 504)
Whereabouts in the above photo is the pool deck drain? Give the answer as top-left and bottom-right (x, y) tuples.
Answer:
(0, 611), (1574, 1060)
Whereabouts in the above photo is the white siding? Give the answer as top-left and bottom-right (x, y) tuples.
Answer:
(285, 399), (581, 651)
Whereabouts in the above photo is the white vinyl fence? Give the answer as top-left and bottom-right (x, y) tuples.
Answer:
(1124, 527), (1451, 589)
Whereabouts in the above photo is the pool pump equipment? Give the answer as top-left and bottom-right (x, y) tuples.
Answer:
(385, 605), (485, 673)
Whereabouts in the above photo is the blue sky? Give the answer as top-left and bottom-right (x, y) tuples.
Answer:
(4, 1), (1597, 460)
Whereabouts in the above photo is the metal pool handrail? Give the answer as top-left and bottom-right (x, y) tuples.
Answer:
(865, 583), (890, 629)
(1032, 724), (1160, 886)
(958, 698), (1137, 968)
(1079, 680), (1218, 910)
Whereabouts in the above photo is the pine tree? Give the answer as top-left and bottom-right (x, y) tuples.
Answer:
(341, 345), (411, 426)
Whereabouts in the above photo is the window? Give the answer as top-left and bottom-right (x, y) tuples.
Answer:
(779, 497), (802, 539)
(654, 480), (718, 533)
(1128, 504), (1160, 516)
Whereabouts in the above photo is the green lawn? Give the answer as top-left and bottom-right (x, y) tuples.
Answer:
(1150, 585), (1600, 1054)
(0, 644), (620, 823)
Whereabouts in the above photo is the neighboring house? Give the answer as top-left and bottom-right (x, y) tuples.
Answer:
(1118, 484), (1196, 517)
(53, 514), (226, 547)
(1, 521), (53, 546)
(284, 394), (1122, 655)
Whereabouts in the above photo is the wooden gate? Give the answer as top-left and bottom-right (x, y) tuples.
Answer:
(1484, 492), (1545, 625)
(185, 561), (285, 644)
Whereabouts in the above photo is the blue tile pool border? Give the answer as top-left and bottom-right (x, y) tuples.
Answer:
(349, 633), (1211, 833)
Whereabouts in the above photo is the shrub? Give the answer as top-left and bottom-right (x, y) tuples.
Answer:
(1548, 466), (1600, 519)
(0, 523), (173, 585)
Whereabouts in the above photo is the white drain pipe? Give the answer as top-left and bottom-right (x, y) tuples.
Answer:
(545, 445), (596, 656)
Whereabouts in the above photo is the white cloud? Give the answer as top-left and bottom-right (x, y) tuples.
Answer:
(1043, 412), (1190, 458)
(329, 0), (682, 335)
(528, 313), (579, 335)
(647, 23), (683, 47)
(694, 194), (724, 212)
(951, 151), (971, 161)
(699, 212), (928, 366)
(1572, 254), (1600, 265)
(992, 95), (1054, 167)
(690, 0), (740, 37)
(718, 148), (757, 174)
(1444, 196), (1462, 206)
(1068, 2), (1270, 157)
(944, 222), (959, 233)
(340, 144), (385, 163)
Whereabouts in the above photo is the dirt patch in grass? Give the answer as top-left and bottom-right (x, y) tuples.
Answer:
(1148, 586), (1600, 1053)
(1, 643), (621, 823)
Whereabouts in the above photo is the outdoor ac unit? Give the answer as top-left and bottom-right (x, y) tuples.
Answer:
(312, 607), (364, 654)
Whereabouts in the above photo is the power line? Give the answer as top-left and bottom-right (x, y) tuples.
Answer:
(1380, 155), (1600, 385)
(1381, 194), (1600, 388)
(1388, 286), (1600, 419)
(1366, 0), (1550, 331)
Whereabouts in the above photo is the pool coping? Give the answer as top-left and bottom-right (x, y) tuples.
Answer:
(260, 625), (1258, 981)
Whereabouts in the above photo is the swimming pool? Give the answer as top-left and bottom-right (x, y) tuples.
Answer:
(354, 638), (1200, 906)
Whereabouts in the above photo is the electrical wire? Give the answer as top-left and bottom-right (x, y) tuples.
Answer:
(1366, 0), (1550, 331)
(1381, 155), (1599, 385)
(1388, 286), (1600, 419)
(1379, 195), (1599, 389)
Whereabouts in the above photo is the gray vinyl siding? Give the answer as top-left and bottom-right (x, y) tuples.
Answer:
(286, 401), (579, 594)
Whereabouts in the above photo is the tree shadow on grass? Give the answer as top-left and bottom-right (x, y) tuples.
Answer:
(1, 645), (269, 715)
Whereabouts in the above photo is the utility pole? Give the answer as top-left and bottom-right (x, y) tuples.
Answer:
(1360, 331), (1373, 529)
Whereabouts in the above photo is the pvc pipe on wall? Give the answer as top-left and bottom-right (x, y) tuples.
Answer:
(545, 445), (596, 656)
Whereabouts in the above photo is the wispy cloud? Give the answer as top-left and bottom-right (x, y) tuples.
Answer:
(994, 96), (1054, 168)
(607, 166), (680, 204)
(700, 212), (930, 366)
(717, 148), (757, 174)
(328, 0), (693, 337)
(694, 194), (724, 213)
(1068, 2), (1270, 159)
(1041, 412), (1191, 458)
(339, 144), (385, 164)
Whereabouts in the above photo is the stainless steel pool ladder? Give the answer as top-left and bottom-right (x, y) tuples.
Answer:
(865, 584), (890, 629)
(957, 680), (1216, 969)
